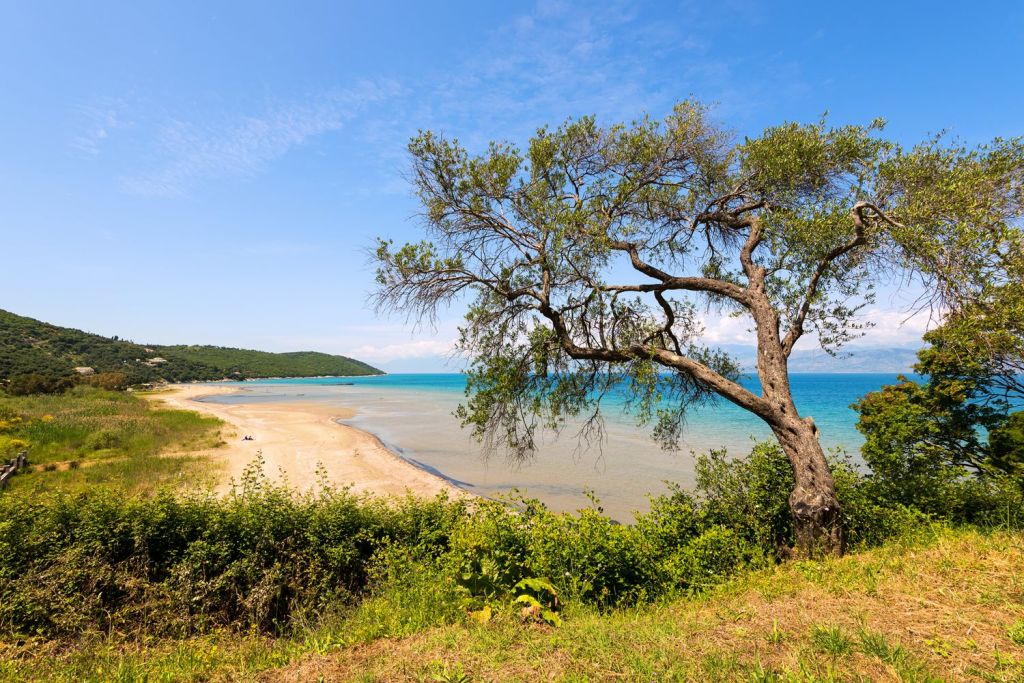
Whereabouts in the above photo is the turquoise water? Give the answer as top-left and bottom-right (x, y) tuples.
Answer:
(202, 373), (906, 520)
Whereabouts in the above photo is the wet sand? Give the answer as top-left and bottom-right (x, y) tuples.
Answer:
(146, 384), (465, 500)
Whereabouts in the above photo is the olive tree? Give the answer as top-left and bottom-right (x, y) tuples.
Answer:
(373, 102), (1023, 556)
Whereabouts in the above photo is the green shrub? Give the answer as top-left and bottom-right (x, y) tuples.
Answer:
(0, 435), (29, 458)
(662, 526), (763, 593)
(5, 373), (74, 396)
(1008, 619), (1024, 646)
(445, 498), (532, 599)
(328, 546), (471, 644)
(520, 503), (656, 605)
(829, 455), (930, 549)
(1, 435), (1018, 646)
(84, 428), (121, 451)
(692, 442), (795, 554)
(80, 371), (129, 391)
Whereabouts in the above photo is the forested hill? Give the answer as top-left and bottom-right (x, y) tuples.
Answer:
(0, 309), (383, 383)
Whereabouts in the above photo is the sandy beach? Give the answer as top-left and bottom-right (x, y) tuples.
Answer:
(146, 384), (464, 500)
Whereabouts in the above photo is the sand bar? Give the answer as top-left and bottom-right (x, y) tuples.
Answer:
(146, 384), (465, 499)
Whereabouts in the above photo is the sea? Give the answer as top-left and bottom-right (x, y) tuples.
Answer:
(199, 373), (906, 521)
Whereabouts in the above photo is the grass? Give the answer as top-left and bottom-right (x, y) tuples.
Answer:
(810, 624), (854, 657)
(0, 526), (1020, 682)
(268, 526), (1023, 682)
(0, 386), (223, 495)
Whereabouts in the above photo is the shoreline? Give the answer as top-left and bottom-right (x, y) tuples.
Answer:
(145, 384), (467, 500)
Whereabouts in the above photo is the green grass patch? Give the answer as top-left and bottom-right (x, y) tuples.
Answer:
(0, 386), (222, 494)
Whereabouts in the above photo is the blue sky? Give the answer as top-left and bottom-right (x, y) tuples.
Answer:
(3, 1), (1022, 371)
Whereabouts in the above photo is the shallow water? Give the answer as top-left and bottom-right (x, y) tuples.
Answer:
(200, 373), (904, 520)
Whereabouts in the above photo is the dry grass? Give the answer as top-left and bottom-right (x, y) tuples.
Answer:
(266, 527), (1024, 682)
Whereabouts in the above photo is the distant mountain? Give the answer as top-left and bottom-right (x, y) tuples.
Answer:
(787, 346), (919, 373)
(718, 344), (919, 374)
(0, 308), (384, 383)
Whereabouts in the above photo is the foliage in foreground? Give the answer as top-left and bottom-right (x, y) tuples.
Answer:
(267, 527), (1024, 683)
(1, 440), (1020, 646)
(2, 527), (1021, 682)
(1, 380), (1021, 681)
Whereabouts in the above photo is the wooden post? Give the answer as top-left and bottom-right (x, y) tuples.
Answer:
(0, 451), (29, 490)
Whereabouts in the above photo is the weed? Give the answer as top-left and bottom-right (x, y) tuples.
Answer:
(811, 624), (854, 657)
(766, 619), (786, 645)
(857, 628), (907, 665)
(1008, 619), (1024, 646)
(428, 661), (472, 683)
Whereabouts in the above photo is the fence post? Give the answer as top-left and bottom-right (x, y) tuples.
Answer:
(0, 451), (30, 491)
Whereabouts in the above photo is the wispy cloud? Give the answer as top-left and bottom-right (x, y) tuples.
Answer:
(424, 1), (677, 139)
(120, 80), (398, 197)
(71, 98), (131, 157)
(78, 2), (809, 202)
(402, 0), (807, 148)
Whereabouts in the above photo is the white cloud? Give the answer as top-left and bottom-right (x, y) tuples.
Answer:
(846, 306), (937, 347)
(345, 338), (457, 363)
(698, 305), (937, 351)
(698, 313), (755, 345)
(120, 80), (399, 197)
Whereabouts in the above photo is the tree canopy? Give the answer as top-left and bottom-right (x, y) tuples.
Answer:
(375, 101), (1024, 555)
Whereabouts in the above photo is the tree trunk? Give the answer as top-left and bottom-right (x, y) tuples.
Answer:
(770, 415), (844, 557)
(748, 290), (844, 557)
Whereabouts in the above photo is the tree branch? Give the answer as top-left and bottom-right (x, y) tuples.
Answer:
(535, 299), (774, 421)
(603, 239), (751, 305)
(781, 201), (903, 354)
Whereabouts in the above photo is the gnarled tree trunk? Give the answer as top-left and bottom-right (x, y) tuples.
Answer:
(769, 414), (844, 557)
(750, 283), (844, 557)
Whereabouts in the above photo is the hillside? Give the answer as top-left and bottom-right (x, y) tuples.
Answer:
(0, 308), (383, 383)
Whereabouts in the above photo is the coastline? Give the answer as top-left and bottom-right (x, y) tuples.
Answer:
(145, 384), (466, 500)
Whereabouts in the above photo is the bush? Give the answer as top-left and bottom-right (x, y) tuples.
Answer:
(1, 437), (1018, 645)
(80, 372), (129, 391)
(83, 428), (121, 451)
(0, 435), (29, 458)
(692, 443), (795, 554)
(0, 462), (474, 640)
(662, 526), (763, 593)
(5, 373), (74, 396)
(518, 503), (656, 605)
